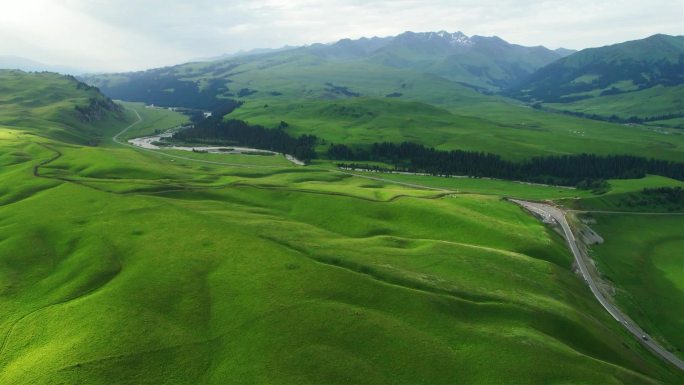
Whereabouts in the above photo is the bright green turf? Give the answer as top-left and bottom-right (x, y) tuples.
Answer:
(589, 214), (684, 359)
(1, 77), (683, 384)
(1, 130), (680, 383)
(328, 169), (594, 200)
(0, 131), (681, 385)
(0, 70), (123, 144)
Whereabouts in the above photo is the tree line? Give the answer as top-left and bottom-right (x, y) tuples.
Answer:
(329, 142), (684, 187)
(171, 106), (684, 185)
(615, 186), (684, 209)
(535, 104), (684, 126)
(173, 115), (317, 162)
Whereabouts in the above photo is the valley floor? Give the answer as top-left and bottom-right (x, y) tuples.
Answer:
(0, 106), (682, 384)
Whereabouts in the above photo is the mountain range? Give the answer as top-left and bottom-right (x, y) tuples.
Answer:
(83, 31), (683, 126)
(84, 31), (575, 101)
(0, 55), (84, 75)
(509, 34), (684, 121)
(510, 34), (684, 102)
(303, 31), (573, 89)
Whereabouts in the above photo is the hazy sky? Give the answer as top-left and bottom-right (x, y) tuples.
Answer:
(1, 0), (682, 72)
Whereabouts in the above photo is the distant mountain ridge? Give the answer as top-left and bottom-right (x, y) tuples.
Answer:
(84, 31), (683, 127)
(198, 46), (299, 62)
(303, 31), (567, 89)
(0, 55), (84, 75)
(509, 34), (684, 103)
(554, 48), (577, 57)
(85, 30), (571, 100)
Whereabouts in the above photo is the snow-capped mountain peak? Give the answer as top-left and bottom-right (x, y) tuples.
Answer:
(428, 31), (473, 46)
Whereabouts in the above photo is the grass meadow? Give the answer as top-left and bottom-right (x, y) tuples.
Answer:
(589, 214), (684, 360)
(0, 80), (683, 384)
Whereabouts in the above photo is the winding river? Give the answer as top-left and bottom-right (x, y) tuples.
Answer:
(128, 132), (305, 166)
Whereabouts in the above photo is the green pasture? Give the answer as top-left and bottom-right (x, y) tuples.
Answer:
(589, 214), (684, 359)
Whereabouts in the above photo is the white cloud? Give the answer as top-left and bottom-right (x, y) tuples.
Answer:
(0, 0), (681, 72)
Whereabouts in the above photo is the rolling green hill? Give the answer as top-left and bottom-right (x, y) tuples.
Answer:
(83, 38), (684, 163)
(228, 96), (684, 161)
(2, 72), (683, 384)
(509, 34), (684, 121)
(0, 70), (124, 145)
(588, 214), (684, 359)
(544, 85), (684, 122)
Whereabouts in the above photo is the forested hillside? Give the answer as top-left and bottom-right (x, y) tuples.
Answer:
(509, 34), (684, 122)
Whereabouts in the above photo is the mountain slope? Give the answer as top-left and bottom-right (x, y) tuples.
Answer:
(509, 34), (684, 104)
(1, 54), (683, 385)
(0, 70), (124, 144)
(544, 85), (684, 123)
(299, 31), (564, 90)
(82, 34), (684, 162)
(376, 33), (562, 89)
(85, 30), (565, 103)
(554, 48), (577, 57)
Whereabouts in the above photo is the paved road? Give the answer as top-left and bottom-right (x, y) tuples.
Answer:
(114, 110), (683, 372)
(511, 199), (684, 372)
(570, 209), (684, 216)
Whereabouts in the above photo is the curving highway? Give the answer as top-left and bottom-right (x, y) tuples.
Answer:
(510, 199), (684, 372)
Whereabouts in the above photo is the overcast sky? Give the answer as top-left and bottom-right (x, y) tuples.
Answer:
(1, 0), (682, 72)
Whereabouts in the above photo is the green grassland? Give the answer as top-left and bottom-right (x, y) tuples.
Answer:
(0, 70), (124, 144)
(588, 214), (684, 359)
(230, 96), (684, 161)
(509, 34), (684, 106)
(546, 85), (684, 121)
(561, 176), (684, 212)
(329, 170), (594, 200)
(219, 59), (684, 161)
(649, 117), (684, 130)
(116, 101), (189, 140)
(86, 51), (684, 162)
(1, 86), (683, 383)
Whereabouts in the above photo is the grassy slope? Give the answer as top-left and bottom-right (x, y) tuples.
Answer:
(650, 117), (684, 130)
(223, 57), (684, 161)
(588, 214), (684, 360)
(116, 101), (189, 140)
(562, 176), (684, 212)
(87, 52), (684, 161)
(546, 85), (684, 120)
(511, 35), (684, 122)
(230, 97), (684, 161)
(509, 35), (684, 101)
(0, 101), (682, 383)
(0, 70), (123, 144)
